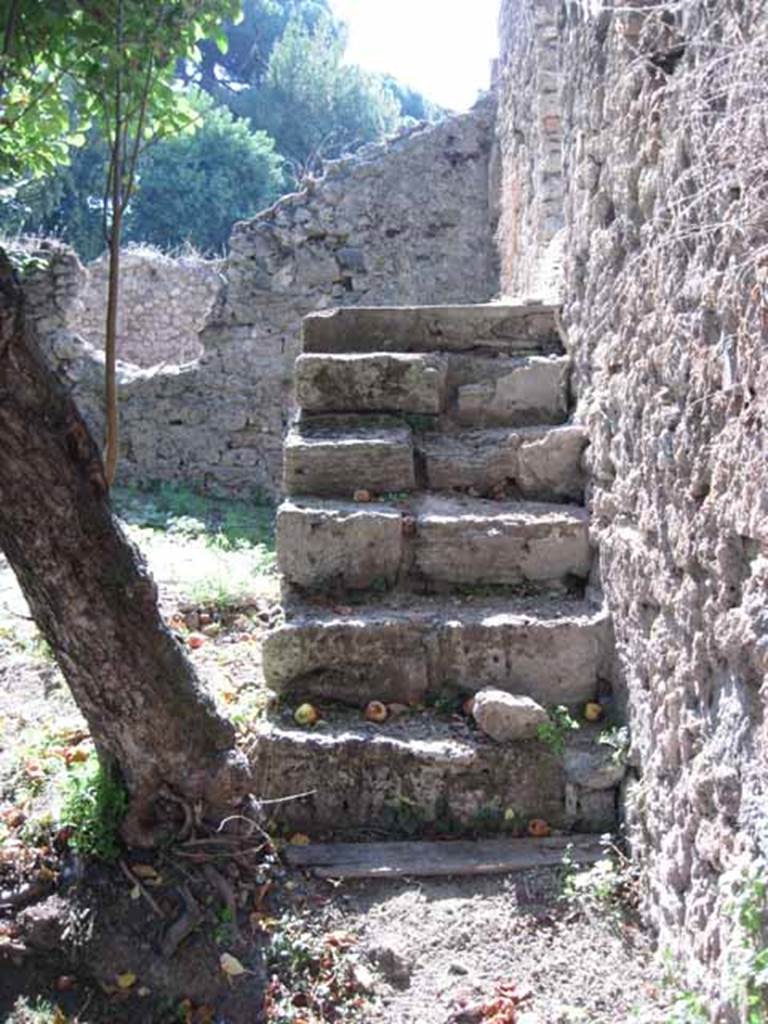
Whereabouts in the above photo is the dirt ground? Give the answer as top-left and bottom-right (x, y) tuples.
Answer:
(0, 488), (684, 1024)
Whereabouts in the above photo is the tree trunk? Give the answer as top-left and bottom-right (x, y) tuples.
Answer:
(103, 204), (121, 488)
(0, 254), (253, 846)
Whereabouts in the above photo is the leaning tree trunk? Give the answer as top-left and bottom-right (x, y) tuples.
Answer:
(0, 254), (252, 846)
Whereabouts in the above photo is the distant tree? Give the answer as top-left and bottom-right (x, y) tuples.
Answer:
(383, 76), (445, 125)
(230, 12), (401, 174)
(127, 91), (286, 253)
(180, 0), (335, 92)
(0, 134), (109, 260)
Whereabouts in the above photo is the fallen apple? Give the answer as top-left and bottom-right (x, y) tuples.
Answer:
(584, 701), (603, 722)
(294, 703), (319, 727)
(187, 632), (206, 650)
(364, 700), (388, 723)
(527, 818), (551, 838)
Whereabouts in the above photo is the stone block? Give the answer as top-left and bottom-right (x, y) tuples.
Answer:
(283, 418), (415, 497)
(263, 612), (429, 706)
(414, 496), (592, 587)
(455, 356), (569, 426)
(295, 353), (447, 414)
(563, 747), (626, 790)
(472, 690), (548, 742)
(437, 603), (607, 705)
(249, 713), (574, 835)
(418, 424), (587, 501)
(516, 425), (588, 501)
(302, 303), (562, 355)
(261, 597), (606, 709)
(277, 498), (403, 591)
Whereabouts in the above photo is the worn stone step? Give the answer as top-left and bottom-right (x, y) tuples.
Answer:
(277, 497), (404, 592)
(284, 416), (415, 497)
(417, 425), (587, 502)
(295, 352), (447, 414)
(451, 354), (569, 426)
(276, 496), (592, 594)
(415, 495), (591, 588)
(249, 709), (621, 837)
(262, 595), (609, 708)
(302, 303), (563, 356)
(295, 351), (569, 427)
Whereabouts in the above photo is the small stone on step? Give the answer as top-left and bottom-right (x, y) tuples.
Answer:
(472, 690), (548, 743)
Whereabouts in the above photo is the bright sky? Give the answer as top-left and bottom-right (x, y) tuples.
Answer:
(329, 0), (500, 112)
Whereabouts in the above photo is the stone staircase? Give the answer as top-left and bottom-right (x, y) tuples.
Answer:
(252, 304), (624, 840)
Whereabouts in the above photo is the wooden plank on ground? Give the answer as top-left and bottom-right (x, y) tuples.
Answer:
(284, 835), (606, 880)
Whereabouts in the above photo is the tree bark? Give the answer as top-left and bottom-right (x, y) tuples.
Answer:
(0, 254), (253, 846)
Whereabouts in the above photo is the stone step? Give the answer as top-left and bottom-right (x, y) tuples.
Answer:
(283, 416), (415, 497)
(295, 353), (447, 415)
(417, 424), (587, 502)
(277, 495), (592, 594)
(302, 303), (563, 356)
(451, 354), (569, 427)
(415, 495), (591, 586)
(249, 709), (621, 837)
(284, 419), (587, 503)
(262, 595), (610, 708)
(295, 351), (569, 426)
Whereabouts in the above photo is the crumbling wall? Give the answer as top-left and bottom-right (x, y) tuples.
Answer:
(498, 0), (768, 1014)
(26, 100), (499, 498)
(76, 247), (222, 367)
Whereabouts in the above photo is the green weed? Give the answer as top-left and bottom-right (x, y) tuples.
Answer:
(58, 751), (128, 861)
(264, 912), (374, 1023)
(598, 725), (630, 766)
(537, 705), (580, 756)
(724, 860), (768, 1022)
(113, 481), (275, 553)
(0, 624), (55, 663)
(7, 997), (62, 1024)
(560, 840), (639, 937)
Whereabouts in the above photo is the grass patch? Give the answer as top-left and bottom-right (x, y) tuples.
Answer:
(112, 482), (277, 607)
(113, 481), (275, 553)
(58, 751), (128, 862)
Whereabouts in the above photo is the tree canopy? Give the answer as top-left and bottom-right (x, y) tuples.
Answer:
(228, 11), (402, 173)
(127, 91), (286, 253)
(0, 0), (443, 259)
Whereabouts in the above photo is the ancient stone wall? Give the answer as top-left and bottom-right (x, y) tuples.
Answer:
(24, 100), (499, 499)
(499, 0), (768, 1014)
(76, 247), (222, 367)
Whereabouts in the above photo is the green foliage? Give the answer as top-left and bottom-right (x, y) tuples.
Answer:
(0, 133), (110, 259)
(2, 0), (441, 253)
(598, 724), (630, 766)
(58, 752), (128, 861)
(264, 911), (374, 1022)
(724, 861), (768, 1022)
(229, 11), (401, 172)
(126, 90), (286, 253)
(0, 1), (242, 180)
(536, 704), (580, 756)
(383, 75), (445, 124)
(184, 0), (336, 92)
(6, 997), (63, 1024)
(113, 480), (275, 550)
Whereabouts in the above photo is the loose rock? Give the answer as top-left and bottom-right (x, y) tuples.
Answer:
(472, 690), (548, 743)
